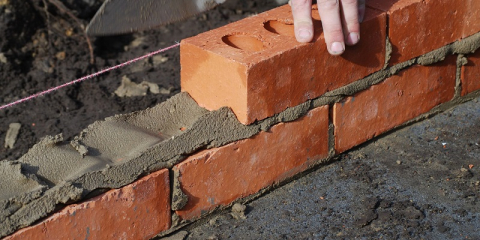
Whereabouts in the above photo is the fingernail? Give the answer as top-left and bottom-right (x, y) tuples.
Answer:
(330, 42), (345, 55)
(298, 29), (312, 42)
(348, 32), (360, 45)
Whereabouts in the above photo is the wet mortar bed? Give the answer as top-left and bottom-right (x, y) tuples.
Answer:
(175, 97), (480, 239)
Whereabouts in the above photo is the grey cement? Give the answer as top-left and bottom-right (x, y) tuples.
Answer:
(182, 96), (480, 240)
(1, 30), (480, 239)
(0, 161), (46, 221)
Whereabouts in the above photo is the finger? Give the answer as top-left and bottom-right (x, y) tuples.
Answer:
(317, 0), (345, 55)
(358, 0), (366, 23)
(340, 0), (360, 46)
(291, 0), (314, 43)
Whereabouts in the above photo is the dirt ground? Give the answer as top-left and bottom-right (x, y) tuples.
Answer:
(0, 0), (282, 160)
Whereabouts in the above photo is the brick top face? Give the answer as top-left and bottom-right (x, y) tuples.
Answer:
(182, 5), (384, 65)
(182, 5), (293, 64)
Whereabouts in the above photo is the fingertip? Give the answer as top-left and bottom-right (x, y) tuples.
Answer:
(296, 28), (313, 42)
(329, 41), (345, 55)
(291, 0), (314, 43)
(346, 32), (360, 46)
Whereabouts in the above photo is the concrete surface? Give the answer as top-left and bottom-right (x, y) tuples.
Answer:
(176, 96), (480, 239)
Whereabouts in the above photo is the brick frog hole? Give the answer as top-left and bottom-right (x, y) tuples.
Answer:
(222, 34), (265, 52)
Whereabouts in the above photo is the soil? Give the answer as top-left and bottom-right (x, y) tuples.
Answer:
(0, 0), (283, 160)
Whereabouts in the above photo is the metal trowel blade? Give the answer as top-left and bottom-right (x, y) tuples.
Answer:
(86, 0), (226, 36)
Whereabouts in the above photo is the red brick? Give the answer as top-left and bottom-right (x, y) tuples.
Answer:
(461, 49), (480, 96)
(462, 0), (480, 38)
(174, 106), (329, 220)
(5, 169), (171, 240)
(181, 5), (386, 124)
(368, 0), (467, 65)
(334, 55), (457, 153)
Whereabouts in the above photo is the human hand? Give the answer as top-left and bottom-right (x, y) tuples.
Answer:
(290, 0), (366, 55)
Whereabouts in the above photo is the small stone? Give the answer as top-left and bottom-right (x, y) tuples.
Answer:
(159, 87), (173, 95)
(152, 55), (169, 65)
(0, 52), (7, 64)
(231, 203), (247, 220)
(129, 36), (145, 48)
(55, 51), (66, 60)
(140, 81), (160, 94)
(353, 152), (367, 159)
(114, 76), (148, 97)
(5, 123), (21, 149)
(396, 160), (402, 165)
(115, 76), (162, 97)
(209, 216), (222, 226)
(65, 28), (73, 37)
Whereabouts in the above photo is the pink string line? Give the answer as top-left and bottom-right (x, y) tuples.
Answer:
(0, 42), (181, 111)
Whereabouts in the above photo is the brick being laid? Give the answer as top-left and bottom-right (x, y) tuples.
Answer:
(181, 4), (386, 125)
(174, 106), (329, 221)
(333, 55), (457, 154)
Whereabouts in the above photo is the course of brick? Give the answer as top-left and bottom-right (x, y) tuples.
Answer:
(4, 170), (171, 240)
(2, 0), (480, 239)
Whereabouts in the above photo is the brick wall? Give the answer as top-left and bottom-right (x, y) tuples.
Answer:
(3, 0), (480, 239)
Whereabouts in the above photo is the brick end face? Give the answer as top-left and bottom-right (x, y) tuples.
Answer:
(174, 106), (330, 220)
(334, 55), (457, 153)
(5, 169), (171, 240)
(180, 42), (249, 122)
(461, 50), (480, 96)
